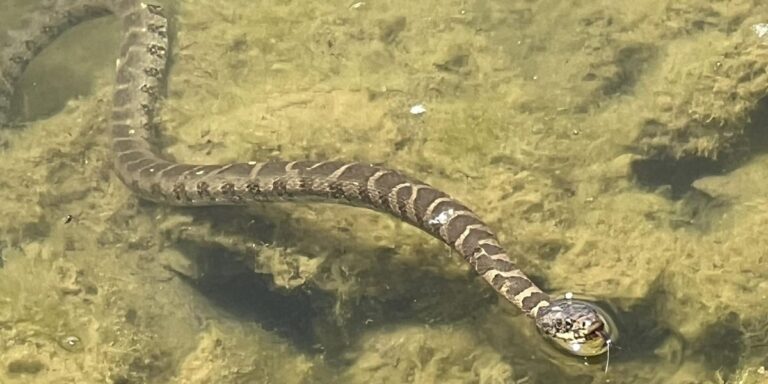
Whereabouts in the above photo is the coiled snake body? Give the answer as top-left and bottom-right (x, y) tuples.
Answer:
(0, 0), (614, 357)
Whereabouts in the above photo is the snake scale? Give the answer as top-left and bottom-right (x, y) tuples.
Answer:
(0, 0), (614, 357)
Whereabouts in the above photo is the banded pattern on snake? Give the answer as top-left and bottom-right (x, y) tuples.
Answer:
(0, 0), (613, 357)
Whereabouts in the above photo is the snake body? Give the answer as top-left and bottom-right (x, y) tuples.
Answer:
(0, 0), (613, 356)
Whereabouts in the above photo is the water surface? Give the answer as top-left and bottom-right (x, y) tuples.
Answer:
(1, 0), (767, 383)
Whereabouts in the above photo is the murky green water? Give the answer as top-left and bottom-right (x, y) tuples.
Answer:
(1, 0), (768, 383)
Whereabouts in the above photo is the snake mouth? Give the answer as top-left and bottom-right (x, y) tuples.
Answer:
(573, 315), (614, 356)
(570, 330), (610, 356)
(585, 322), (607, 340)
(593, 332), (609, 348)
(546, 322), (610, 356)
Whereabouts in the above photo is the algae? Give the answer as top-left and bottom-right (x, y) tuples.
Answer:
(1, 0), (768, 383)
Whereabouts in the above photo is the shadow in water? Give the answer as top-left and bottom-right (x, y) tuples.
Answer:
(630, 95), (768, 200)
(173, 239), (320, 351)
(607, 287), (685, 367)
(631, 156), (723, 199)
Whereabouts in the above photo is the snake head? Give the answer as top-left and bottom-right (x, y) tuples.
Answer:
(534, 297), (613, 357)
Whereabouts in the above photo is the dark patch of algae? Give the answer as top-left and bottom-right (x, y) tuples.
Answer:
(1, 0), (768, 383)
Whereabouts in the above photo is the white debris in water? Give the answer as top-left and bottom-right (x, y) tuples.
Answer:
(349, 2), (365, 9)
(428, 208), (454, 225)
(409, 104), (427, 115)
(752, 23), (768, 39)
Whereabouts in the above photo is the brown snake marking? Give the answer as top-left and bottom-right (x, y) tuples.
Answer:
(0, 0), (614, 357)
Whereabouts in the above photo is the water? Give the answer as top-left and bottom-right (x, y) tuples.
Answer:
(1, 0), (767, 383)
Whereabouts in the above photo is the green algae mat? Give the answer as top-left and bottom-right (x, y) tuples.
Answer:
(1, 0), (767, 383)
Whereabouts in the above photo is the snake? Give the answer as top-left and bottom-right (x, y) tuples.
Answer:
(0, 0), (615, 358)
